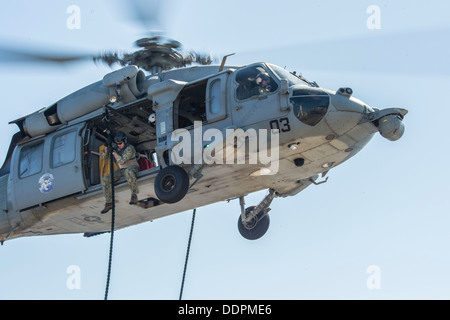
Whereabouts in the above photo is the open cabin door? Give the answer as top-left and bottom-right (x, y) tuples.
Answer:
(10, 123), (87, 211)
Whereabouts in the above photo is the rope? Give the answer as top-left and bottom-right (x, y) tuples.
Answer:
(104, 108), (116, 301)
(179, 208), (196, 300)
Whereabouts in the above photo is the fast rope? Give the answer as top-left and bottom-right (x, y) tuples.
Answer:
(179, 208), (196, 300)
(103, 159), (115, 300)
(103, 106), (116, 301)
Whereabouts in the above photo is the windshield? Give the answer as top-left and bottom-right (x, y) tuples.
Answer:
(267, 64), (314, 87)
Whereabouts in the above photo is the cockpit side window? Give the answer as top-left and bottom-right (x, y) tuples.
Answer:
(235, 65), (278, 101)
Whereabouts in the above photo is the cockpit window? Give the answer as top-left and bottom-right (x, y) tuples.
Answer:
(267, 64), (316, 87)
(235, 65), (278, 101)
(290, 89), (329, 126)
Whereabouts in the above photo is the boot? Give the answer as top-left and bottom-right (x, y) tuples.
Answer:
(101, 203), (113, 214)
(129, 194), (138, 205)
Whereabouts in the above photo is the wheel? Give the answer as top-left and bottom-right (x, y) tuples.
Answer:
(154, 165), (189, 204)
(237, 206), (270, 240)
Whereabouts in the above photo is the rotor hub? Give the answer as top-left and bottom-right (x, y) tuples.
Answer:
(95, 36), (213, 74)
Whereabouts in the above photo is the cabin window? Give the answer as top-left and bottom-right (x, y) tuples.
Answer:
(51, 130), (77, 168)
(235, 65), (278, 101)
(209, 79), (221, 115)
(19, 142), (44, 178)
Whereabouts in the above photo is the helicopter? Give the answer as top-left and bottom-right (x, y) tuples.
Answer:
(0, 30), (408, 244)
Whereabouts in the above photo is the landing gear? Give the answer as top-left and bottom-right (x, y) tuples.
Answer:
(154, 165), (189, 204)
(237, 189), (278, 240)
(237, 206), (270, 240)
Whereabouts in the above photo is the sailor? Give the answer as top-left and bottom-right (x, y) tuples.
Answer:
(100, 131), (139, 214)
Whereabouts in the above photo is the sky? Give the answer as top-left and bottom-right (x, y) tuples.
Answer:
(0, 0), (449, 300)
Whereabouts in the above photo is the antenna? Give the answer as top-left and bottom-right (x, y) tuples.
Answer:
(218, 53), (235, 72)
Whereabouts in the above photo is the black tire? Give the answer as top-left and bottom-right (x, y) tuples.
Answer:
(237, 206), (270, 240)
(154, 165), (189, 204)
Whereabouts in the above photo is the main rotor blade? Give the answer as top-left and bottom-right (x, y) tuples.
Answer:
(0, 45), (93, 65)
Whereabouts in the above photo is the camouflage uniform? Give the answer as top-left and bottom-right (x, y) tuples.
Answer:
(101, 144), (139, 203)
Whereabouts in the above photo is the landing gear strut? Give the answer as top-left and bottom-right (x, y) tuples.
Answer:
(237, 189), (278, 240)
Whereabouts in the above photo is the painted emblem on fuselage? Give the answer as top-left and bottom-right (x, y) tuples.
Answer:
(39, 173), (55, 193)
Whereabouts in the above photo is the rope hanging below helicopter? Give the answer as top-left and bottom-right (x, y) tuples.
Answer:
(179, 208), (196, 300)
(103, 106), (116, 301)
(101, 105), (198, 300)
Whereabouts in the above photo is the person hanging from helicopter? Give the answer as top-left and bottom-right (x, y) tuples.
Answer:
(100, 131), (140, 214)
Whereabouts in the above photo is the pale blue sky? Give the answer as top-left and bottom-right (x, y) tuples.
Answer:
(0, 0), (449, 299)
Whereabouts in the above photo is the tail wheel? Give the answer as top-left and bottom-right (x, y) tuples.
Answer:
(154, 165), (189, 204)
(237, 206), (270, 240)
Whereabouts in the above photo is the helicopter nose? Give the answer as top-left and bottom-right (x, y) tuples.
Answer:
(330, 87), (367, 113)
(325, 88), (369, 136)
(326, 87), (407, 142)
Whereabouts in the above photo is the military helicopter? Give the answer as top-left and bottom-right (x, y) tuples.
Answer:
(0, 30), (408, 244)
(0, 0), (411, 244)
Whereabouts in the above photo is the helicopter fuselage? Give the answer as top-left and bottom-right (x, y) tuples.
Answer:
(0, 63), (407, 243)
